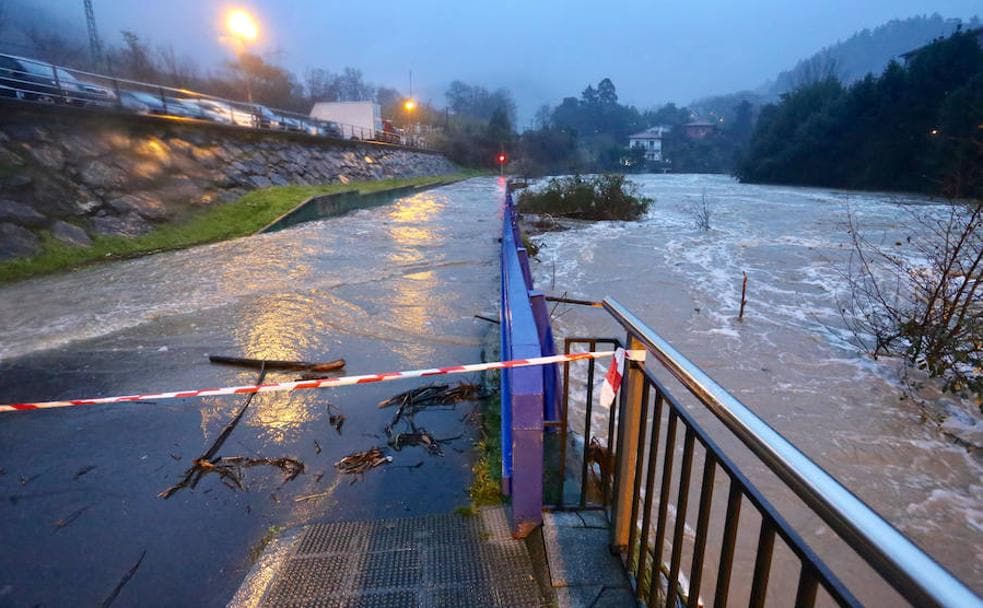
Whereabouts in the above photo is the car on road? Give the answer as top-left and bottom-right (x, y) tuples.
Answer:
(0, 54), (59, 102)
(197, 98), (257, 127)
(163, 97), (212, 120)
(251, 104), (285, 130)
(55, 68), (116, 107)
(119, 90), (169, 115)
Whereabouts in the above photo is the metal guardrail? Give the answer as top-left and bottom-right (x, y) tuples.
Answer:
(552, 299), (982, 607)
(0, 52), (429, 150)
(499, 189), (560, 537)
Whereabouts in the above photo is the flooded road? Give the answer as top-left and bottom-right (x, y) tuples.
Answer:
(531, 174), (982, 601)
(0, 177), (501, 607)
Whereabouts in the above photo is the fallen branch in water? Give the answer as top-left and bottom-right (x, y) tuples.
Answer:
(334, 447), (391, 478)
(327, 402), (345, 434)
(209, 355), (346, 372)
(377, 382), (486, 410)
(388, 430), (462, 456)
(294, 490), (333, 503)
(100, 550), (146, 608)
(738, 272), (748, 322)
(52, 504), (91, 531)
(159, 456), (304, 498)
(161, 367), (271, 498)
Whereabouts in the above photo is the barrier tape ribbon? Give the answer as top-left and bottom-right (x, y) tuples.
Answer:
(0, 349), (646, 413)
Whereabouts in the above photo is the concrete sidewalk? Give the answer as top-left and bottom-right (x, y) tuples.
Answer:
(533, 511), (636, 608)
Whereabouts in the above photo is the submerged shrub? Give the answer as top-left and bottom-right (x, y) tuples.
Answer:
(517, 174), (652, 221)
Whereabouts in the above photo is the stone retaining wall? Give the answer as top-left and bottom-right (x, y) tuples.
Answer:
(0, 103), (456, 259)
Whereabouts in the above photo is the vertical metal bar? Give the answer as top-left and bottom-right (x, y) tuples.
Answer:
(611, 335), (646, 551)
(713, 480), (742, 608)
(748, 521), (776, 608)
(794, 564), (819, 608)
(560, 339), (572, 508)
(667, 429), (695, 607)
(648, 409), (678, 608)
(603, 340), (616, 505)
(687, 451), (716, 608)
(51, 64), (63, 101)
(581, 340), (598, 505)
(636, 390), (664, 599)
(627, 381), (652, 572)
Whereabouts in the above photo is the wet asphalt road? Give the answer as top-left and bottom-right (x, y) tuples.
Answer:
(0, 177), (503, 607)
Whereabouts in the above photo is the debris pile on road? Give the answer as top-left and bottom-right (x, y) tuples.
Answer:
(376, 382), (484, 409)
(159, 456), (304, 498)
(335, 447), (392, 477)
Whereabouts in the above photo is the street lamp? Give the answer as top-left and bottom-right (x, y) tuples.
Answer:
(222, 8), (260, 102)
(403, 98), (416, 112)
(225, 8), (259, 48)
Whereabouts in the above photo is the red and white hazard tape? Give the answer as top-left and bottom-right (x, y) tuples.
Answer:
(0, 349), (645, 413)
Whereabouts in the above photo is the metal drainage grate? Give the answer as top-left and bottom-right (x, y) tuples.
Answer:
(258, 508), (544, 608)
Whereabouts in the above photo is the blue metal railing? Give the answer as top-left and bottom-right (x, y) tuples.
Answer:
(499, 189), (559, 537)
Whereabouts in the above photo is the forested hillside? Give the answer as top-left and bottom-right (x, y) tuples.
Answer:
(737, 31), (983, 197)
(769, 14), (977, 93)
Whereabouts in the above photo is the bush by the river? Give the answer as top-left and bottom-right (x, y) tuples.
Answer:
(517, 174), (652, 221)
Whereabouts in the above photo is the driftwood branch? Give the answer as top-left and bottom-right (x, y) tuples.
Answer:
(208, 355), (345, 372)
(738, 272), (748, 321)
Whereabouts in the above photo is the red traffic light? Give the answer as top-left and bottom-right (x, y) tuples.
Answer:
(497, 153), (507, 164)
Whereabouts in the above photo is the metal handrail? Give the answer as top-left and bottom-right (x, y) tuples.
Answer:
(602, 297), (981, 607)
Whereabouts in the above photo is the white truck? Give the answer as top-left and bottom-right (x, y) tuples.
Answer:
(309, 101), (383, 140)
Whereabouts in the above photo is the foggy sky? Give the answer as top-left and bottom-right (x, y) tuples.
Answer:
(26, 0), (982, 125)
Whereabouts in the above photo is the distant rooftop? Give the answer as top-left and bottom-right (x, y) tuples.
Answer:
(628, 126), (668, 139)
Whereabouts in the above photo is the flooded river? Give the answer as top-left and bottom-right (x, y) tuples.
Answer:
(0, 173), (979, 605)
(531, 174), (982, 600)
(0, 178), (501, 606)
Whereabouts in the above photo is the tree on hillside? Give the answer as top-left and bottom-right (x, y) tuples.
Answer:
(116, 31), (158, 82)
(445, 80), (516, 124)
(224, 52), (302, 109)
(642, 102), (691, 127)
(597, 77), (618, 105)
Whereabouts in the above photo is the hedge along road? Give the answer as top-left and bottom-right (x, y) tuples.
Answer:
(0, 177), (503, 607)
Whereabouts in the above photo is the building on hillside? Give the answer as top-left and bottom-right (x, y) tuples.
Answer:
(627, 126), (668, 162)
(683, 120), (717, 139)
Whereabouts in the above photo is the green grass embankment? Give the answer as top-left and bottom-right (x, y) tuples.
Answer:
(0, 173), (476, 284)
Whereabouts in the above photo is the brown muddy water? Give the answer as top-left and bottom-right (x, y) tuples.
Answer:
(531, 174), (981, 604)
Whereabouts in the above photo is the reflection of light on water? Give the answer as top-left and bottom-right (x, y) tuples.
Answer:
(384, 195), (448, 365)
(389, 194), (442, 224)
(198, 292), (329, 444)
(389, 269), (440, 365)
(241, 293), (321, 443)
(387, 194), (442, 247)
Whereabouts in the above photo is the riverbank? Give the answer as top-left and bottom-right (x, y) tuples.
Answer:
(0, 173), (477, 284)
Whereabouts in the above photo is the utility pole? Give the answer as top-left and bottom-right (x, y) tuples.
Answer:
(83, 0), (103, 67)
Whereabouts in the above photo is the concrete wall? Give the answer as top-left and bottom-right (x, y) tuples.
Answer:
(0, 102), (456, 259)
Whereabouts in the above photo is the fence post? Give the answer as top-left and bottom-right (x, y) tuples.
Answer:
(610, 333), (645, 551)
(510, 364), (544, 538)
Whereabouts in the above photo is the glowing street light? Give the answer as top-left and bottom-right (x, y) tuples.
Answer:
(226, 8), (259, 45)
(403, 98), (416, 112)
